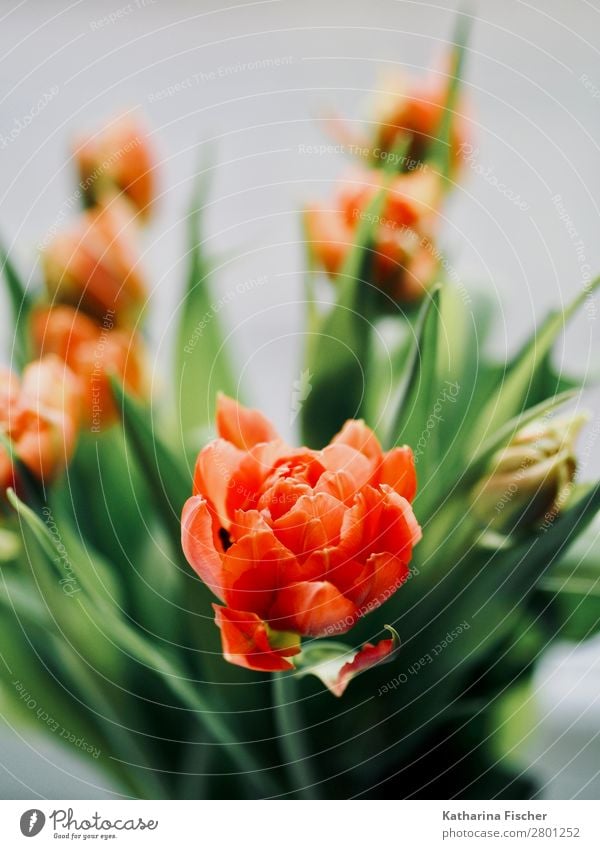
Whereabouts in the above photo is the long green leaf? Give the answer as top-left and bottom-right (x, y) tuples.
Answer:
(428, 12), (471, 180)
(174, 165), (236, 443)
(0, 242), (33, 369)
(110, 379), (190, 552)
(387, 285), (442, 448)
(470, 277), (600, 445)
(301, 179), (394, 447)
(7, 487), (279, 796)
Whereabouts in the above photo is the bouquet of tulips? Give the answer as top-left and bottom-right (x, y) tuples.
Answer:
(1, 22), (599, 800)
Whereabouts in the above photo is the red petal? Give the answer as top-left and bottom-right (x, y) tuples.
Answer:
(379, 446), (417, 502)
(213, 605), (299, 672)
(181, 497), (225, 600)
(269, 580), (357, 637)
(330, 635), (398, 697)
(216, 393), (278, 449)
(304, 206), (350, 276)
(340, 485), (421, 563)
(319, 443), (374, 494)
(332, 420), (383, 466)
(364, 552), (409, 611)
(272, 493), (346, 560)
(193, 439), (245, 525)
(221, 530), (297, 617)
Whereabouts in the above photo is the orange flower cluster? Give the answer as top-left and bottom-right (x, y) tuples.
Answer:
(306, 168), (441, 303)
(0, 117), (155, 492)
(307, 68), (466, 302)
(35, 116), (154, 432)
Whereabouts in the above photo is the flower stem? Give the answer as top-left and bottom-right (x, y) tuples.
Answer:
(272, 673), (318, 799)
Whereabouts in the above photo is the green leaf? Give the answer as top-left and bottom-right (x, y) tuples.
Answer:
(272, 672), (318, 799)
(0, 241), (33, 369)
(301, 178), (395, 447)
(428, 11), (471, 180)
(174, 164), (236, 443)
(387, 285), (442, 451)
(537, 514), (600, 641)
(470, 277), (600, 445)
(110, 378), (190, 552)
(6, 487), (278, 795)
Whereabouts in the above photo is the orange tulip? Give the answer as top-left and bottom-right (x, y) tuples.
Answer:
(31, 305), (146, 430)
(326, 67), (467, 174)
(371, 70), (467, 172)
(42, 195), (147, 326)
(306, 167), (441, 302)
(74, 115), (156, 218)
(182, 394), (421, 694)
(0, 356), (80, 488)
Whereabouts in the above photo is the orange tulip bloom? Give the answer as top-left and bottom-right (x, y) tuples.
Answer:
(42, 195), (147, 326)
(371, 70), (467, 171)
(31, 305), (146, 430)
(182, 394), (421, 694)
(327, 68), (467, 174)
(306, 167), (441, 302)
(0, 356), (80, 488)
(74, 115), (156, 219)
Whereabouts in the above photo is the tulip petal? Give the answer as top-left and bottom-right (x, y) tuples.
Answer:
(216, 393), (278, 449)
(330, 629), (400, 697)
(272, 492), (346, 559)
(181, 496), (225, 600)
(332, 419), (383, 466)
(364, 552), (410, 611)
(213, 605), (299, 672)
(319, 443), (374, 494)
(221, 529), (297, 617)
(304, 206), (350, 276)
(269, 580), (357, 637)
(340, 484), (421, 563)
(193, 438), (249, 526)
(379, 445), (417, 502)
(295, 626), (400, 697)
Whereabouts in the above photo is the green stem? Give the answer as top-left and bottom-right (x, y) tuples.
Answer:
(272, 673), (318, 799)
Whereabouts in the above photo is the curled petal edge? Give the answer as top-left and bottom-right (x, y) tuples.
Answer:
(295, 625), (401, 697)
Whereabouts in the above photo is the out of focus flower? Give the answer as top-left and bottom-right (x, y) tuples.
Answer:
(31, 305), (146, 430)
(181, 394), (421, 694)
(473, 414), (586, 535)
(306, 167), (441, 302)
(0, 356), (81, 488)
(370, 69), (467, 171)
(327, 67), (467, 175)
(42, 196), (147, 326)
(74, 115), (156, 219)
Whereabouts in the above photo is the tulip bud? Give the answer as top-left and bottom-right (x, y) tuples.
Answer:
(74, 115), (156, 219)
(472, 413), (587, 535)
(42, 195), (147, 326)
(30, 305), (147, 430)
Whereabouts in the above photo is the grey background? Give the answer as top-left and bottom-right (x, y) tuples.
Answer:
(1, 0), (600, 798)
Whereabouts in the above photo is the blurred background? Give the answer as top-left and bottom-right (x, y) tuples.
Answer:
(1, 0), (599, 798)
